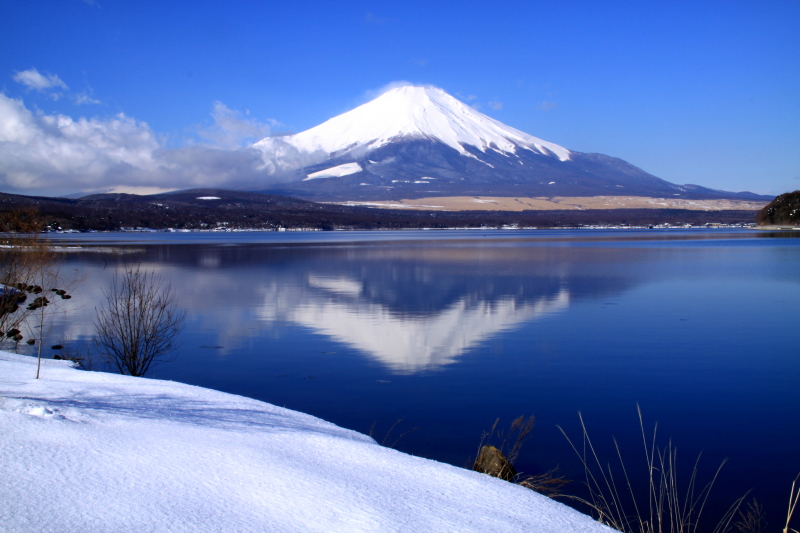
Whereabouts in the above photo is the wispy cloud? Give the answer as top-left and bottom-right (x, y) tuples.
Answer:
(408, 58), (428, 67)
(74, 92), (102, 105)
(488, 100), (503, 110)
(196, 101), (278, 149)
(361, 80), (419, 102)
(456, 93), (477, 101)
(364, 12), (388, 25)
(538, 100), (558, 111)
(12, 68), (68, 92)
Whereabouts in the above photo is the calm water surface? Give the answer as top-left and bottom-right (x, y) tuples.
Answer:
(36, 229), (800, 521)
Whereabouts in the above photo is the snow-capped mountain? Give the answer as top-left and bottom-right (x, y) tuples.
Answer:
(253, 86), (767, 202)
(255, 86), (571, 162)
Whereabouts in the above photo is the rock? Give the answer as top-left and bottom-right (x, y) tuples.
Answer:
(472, 445), (517, 482)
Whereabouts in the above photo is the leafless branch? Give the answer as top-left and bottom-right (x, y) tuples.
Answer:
(94, 263), (186, 377)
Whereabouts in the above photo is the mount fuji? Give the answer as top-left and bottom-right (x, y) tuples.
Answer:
(253, 86), (767, 202)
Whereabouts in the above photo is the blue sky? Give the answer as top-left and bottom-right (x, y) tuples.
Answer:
(1, 0), (798, 196)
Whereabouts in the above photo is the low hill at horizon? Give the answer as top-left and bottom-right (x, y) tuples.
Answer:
(0, 188), (765, 231)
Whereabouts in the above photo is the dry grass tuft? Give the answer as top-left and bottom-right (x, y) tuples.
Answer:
(473, 415), (570, 498)
(734, 500), (766, 533)
(783, 474), (800, 533)
(558, 405), (746, 533)
(516, 467), (570, 498)
(369, 418), (418, 449)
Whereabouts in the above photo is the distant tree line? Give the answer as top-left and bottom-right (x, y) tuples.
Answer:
(0, 190), (760, 231)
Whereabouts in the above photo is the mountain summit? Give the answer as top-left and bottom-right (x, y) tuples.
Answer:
(259, 86), (571, 162)
(254, 86), (767, 202)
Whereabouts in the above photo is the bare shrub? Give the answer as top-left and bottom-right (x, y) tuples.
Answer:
(94, 264), (186, 377)
(0, 208), (75, 378)
(0, 209), (54, 346)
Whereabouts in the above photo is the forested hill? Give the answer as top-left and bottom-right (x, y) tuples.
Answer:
(756, 190), (800, 226)
(0, 188), (760, 231)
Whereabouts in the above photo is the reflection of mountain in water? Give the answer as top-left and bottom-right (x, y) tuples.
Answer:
(61, 240), (645, 372)
(278, 274), (569, 373)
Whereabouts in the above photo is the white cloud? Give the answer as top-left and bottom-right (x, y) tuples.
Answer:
(196, 101), (277, 149)
(488, 100), (503, 110)
(0, 94), (160, 193)
(0, 94), (304, 197)
(538, 101), (558, 111)
(12, 68), (68, 92)
(13, 68), (103, 105)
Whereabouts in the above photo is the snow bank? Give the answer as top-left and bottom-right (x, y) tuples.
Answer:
(0, 352), (609, 533)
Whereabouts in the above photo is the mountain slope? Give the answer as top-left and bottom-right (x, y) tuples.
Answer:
(254, 86), (570, 162)
(253, 86), (768, 202)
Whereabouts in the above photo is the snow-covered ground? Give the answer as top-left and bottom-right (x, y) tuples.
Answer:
(0, 352), (610, 532)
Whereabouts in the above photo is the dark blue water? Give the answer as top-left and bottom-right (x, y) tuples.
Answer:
(35, 230), (800, 523)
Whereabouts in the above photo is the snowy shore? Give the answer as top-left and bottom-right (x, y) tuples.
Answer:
(0, 352), (610, 532)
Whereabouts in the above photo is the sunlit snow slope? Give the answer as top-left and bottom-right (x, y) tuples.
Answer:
(0, 352), (612, 533)
(255, 86), (571, 161)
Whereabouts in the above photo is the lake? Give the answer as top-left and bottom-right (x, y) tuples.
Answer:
(26, 229), (800, 523)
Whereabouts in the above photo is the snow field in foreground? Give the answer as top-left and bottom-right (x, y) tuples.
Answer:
(0, 352), (610, 532)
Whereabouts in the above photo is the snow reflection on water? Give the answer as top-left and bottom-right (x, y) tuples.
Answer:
(276, 283), (569, 373)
